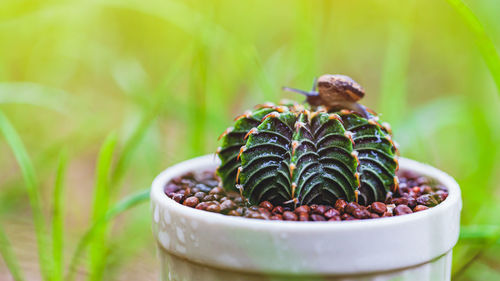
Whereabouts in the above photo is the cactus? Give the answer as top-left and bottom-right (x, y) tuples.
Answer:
(217, 75), (399, 206)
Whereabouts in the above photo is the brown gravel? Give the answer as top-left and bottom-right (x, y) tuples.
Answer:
(259, 201), (273, 211)
(370, 202), (387, 214)
(394, 205), (413, 216)
(334, 199), (348, 212)
(164, 169), (448, 222)
(272, 206), (284, 214)
(295, 205), (310, 214)
(324, 208), (340, 219)
(283, 211), (298, 221)
(414, 205), (429, 212)
(298, 213), (309, 221)
(183, 196), (199, 207)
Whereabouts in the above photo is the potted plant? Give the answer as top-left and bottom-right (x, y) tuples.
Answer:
(150, 74), (462, 281)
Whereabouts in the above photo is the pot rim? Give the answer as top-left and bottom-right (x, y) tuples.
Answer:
(151, 154), (461, 229)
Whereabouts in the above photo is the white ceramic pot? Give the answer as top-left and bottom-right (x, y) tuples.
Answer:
(151, 155), (462, 281)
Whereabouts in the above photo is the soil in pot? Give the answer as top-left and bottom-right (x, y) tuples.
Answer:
(164, 169), (448, 221)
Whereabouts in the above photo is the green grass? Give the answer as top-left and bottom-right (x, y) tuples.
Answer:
(89, 133), (118, 281)
(0, 111), (53, 281)
(51, 151), (68, 281)
(0, 83), (70, 114)
(460, 225), (500, 241)
(66, 189), (150, 281)
(1, 0), (500, 280)
(455, 224), (500, 278)
(0, 223), (25, 281)
(446, 0), (500, 95)
(378, 4), (413, 126)
(444, 0), (500, 278)
(0, 112), (151, 280)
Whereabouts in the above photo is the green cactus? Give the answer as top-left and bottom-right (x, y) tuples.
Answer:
(217, 74), (399, 206)
(217, 102), (398, 206)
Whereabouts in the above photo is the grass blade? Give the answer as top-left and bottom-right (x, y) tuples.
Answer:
(66, 189), (150, 281)
(111, 111), (156, 187)
(460, 225), (500, 241)
(378, 20), (413, 125)
(445, 3), (500, 277)
(0, 82), (69, 114)
(111, 50), (189, 188)
(51, 151), (68, 281)
(0, 110), (53, 281)
(454, 225), (500, 278)
(88, 133), (118, 281)
(446, 0), (500, 95)
(0, 223), (26, 281)
(187, 37), (208, 158)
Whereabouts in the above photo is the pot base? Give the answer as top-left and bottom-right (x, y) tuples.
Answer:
(160, 250), (452, 281)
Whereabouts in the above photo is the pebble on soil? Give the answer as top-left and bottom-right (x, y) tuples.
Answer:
(164, 170), (448, 222)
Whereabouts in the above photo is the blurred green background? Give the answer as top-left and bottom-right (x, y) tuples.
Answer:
(1, 0), (500, 280)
